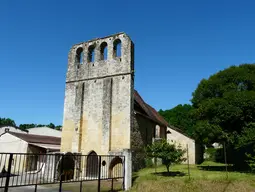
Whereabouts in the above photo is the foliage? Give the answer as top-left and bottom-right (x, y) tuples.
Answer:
(237, 122), (255, 148)
(0, 117), (16, 127)
(205, 148), (217, 161)
(145, 157), (154, 168)
(191, 64), (255, 147)
(158, 104), (195, 137)
(19, 123), (62, 130)
(246, 152), (255, 173)
(145, 139), (186, 173)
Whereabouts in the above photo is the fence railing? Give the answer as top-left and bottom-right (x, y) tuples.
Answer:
(0, 152), (125, 192)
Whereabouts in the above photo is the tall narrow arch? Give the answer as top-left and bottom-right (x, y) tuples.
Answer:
(86, 151), (98, 178)
(88, 45), (95, 63)
(155, 125), (160, 138)
(100, 42), (108, 60)
(113, 39), (121, 58)
(76, 47), (84, 65)
(109, 156), (123, 178)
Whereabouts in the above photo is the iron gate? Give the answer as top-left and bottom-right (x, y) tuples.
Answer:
(0, 153), (125, 192)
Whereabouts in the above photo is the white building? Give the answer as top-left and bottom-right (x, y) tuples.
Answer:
(167, 126), (196, 164)
(0, 131), (61, 174)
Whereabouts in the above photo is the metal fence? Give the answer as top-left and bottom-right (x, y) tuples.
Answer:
(0, 152), (125, 192)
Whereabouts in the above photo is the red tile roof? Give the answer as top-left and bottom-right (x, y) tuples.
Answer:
(8, 131), (61, 145)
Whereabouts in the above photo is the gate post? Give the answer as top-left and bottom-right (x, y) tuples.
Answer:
(123, 149), (132, 191)
(59, 154), (64, 192)
(4, 153), (13, 192)
(97, 156), (101, 192)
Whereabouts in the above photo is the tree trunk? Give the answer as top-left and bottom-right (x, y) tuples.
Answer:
(166, 165), (170, 175)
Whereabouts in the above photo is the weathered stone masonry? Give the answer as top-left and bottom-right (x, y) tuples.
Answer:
(61, 32), (135, 156)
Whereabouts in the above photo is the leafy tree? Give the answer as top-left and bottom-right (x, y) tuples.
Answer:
(47, 123), (55, 129)
(0, 117), (16, 127)
(190, 64), (255, 168)
(159, 104), (195, 137)
(19, 124), (37, 130)
(19, 123), (62, 130)
(191, 64), (255, 146)
(145, 139), (186, 174)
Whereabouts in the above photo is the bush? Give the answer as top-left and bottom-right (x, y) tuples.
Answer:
(145, 157), (154, 168)
(205, 148), (217, 161)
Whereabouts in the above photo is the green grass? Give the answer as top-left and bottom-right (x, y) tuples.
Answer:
(199, 161), (228, 166)
(129, 162), (255, 192)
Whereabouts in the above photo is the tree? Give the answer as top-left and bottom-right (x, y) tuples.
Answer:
(159, 104), (195, 137)
(47, 123), (55, 129)
(0, 117), (16, 127)
(19, 124), (37, 130)
(191, 64), (255, 168)
(191, 64), (255, 146)
(145, 139), (186, 174)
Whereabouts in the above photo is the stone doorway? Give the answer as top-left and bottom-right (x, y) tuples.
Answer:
(109, 156), (123, 178)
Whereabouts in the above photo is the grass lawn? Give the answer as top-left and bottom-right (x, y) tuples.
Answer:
(129, 161), (255, 192)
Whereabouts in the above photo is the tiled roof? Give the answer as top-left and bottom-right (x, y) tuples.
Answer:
(8, 131), (61, 145)
(134, 90), (169, 127)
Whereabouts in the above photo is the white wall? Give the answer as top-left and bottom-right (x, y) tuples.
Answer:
(167, 127), (196, 164)
(0, 133), (28, 153)
(0, 126), (27, 136)
(0, 133), (28, 173)
(28, 127), (62, 137)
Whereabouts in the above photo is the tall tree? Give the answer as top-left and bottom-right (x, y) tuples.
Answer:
(191, 64), (255, 145)
(191, 64), (255, 168)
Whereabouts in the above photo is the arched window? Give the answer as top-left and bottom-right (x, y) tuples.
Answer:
(100, 42), (108, 60)
(155, 125), (160, 138)
(113, 39), (121, 58)
(88, 45), (95, 63)
(76, 47), (84, 65)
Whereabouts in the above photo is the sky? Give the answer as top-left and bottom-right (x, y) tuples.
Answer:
(0, 0), (255, 126)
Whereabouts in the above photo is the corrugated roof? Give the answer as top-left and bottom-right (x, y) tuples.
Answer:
(8, 131), (61, 145)
(134, 90), (169, 127)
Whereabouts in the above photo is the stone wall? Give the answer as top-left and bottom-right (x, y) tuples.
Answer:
(131, 113), (165, 171)
(61, 33), (135, 156)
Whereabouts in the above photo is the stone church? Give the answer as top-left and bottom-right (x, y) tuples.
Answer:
(60, 33), (196, 181)
(60, 32), (169, 169)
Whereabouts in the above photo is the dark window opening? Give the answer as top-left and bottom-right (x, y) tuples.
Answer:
(76, 47), (84, 65)
(88, 45), (95, 62)
(113, 39), (121, 58)
(100, 42), (108, 60)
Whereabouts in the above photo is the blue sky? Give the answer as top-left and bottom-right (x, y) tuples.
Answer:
(1, 0), (255, 126)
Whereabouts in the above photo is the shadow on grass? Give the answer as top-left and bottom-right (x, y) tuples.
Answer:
(152, 171), (186, 177)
